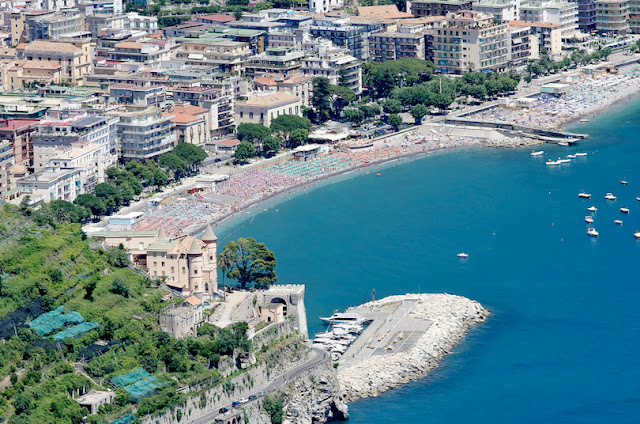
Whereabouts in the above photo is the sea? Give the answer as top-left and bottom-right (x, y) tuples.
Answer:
(217, 97), (640, 423)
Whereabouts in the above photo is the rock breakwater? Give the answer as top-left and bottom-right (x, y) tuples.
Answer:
(338, 293), (489, 402)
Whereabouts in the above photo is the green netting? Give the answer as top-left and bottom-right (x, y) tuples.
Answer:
(111, 369), (150, 387)
(109, 414), (134, 424)
(123, 376), (165, 401)
(51, 321), (99, 341)
(27, 307), (86, 335)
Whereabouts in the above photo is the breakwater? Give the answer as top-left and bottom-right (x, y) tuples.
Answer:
(336, 293), (489, 402)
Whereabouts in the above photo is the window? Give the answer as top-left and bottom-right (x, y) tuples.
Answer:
(182, 267), (186, 274)
(171, 266), (174, 273)
(161, 261), (165, 267)
(153, 261), (157, 266)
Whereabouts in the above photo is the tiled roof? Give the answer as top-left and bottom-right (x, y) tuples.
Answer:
(218, 139), (240, 147)
(20, 60), (61, 70)
(509, 20), (561, 29)
(171, 104), (209, 115)
(254, 76), (277, 86)
(115, 41), (143, 50)
(185, 295), (202, 306)
(239, 92), (299, 107)
(357, 5), (412, 19)
(198, 14), (236, 22)
(25, 40), (81, 53)
(171, 113), (201, 124)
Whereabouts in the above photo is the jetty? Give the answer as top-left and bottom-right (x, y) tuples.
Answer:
(444, 117), (589, 141)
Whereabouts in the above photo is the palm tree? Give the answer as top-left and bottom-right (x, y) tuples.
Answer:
(217, 251), (234, 301)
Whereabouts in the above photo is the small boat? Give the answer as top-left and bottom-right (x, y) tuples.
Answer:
(637, 197), (640, 201)
(635, 231), (640, 239)
(614, 220), (623, 225)
(587, 206), (598, 212)
(567, 154), (576, 159)
(558, 142), (569, 146)
(574, 153), (588, 156)
(578, 192), (591, 198)
(376, 173), (381, 176)
(621, 180), (628, 185)
(605, 193), (617, 200)
(587, 228), (599, 237)
(320, 312), (363, 324)
(457, 253), (469, 258)
(546, 160), (561, 165)
(584, 216), (594, 223)
(531, 150), (544, 156)
(558, 158), (571, 163)
(580, 118), (589, 122)
(620, 207), (630, 214)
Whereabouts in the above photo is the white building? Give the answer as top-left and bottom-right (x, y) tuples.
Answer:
(235, 92), (302, 127)
(309, 0), (344, 13)
(300, 40), (362, 94)
(520, 0), (579, 38)
(473, 0), (521, 20)
(126, 12), (159, 34)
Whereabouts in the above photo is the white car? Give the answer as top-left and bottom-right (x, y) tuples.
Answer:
(238, 398), (249, 404)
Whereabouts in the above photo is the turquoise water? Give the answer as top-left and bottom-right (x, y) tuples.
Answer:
(219, 98), (640, 423)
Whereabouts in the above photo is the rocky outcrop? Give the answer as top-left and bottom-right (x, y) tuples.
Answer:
(480, 135), (542, 148)
(338, 293), (489, 402)
(282, 366), (349, 424)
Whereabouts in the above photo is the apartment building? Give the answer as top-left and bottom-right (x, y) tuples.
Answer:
(520, 0), (579, 39)
(245, 47), (306, 78)
(168, 85), (234, 135)
(310, 17), (364, 59)
(301, 41), (362, 94)
(235, 92), (301, 127)
(472, 0), (521, 20)
(0, 119), (39, 172)
(175, 35), (252, 75)
(25, 9), (86, 41)
(1, 60), (62, 90)
(18, 39), (92, 84)
(104, 41), (172, 65)
(16, 166), (83, 203)
(571, 0), (598, 32)
(126, 12), (159, 34)
(309, 0), (344, 14)
(408, 0), (473, 17)
(631, 0), (640, 33)
(109, 83), (166, 107)
(277, 74), (314, 108)
(595, 0), (630, 34)
(116, 107), (177, 162)
(509, 20), (562, 54)
(507, 24), (534, 65)
(0, 141), (13, 197)
(370, 27), (427, 62)
(433, 11), (509, 74)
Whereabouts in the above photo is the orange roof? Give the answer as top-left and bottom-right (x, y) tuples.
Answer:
(147, 33), (163, 39)
(254, 76), (277, 86)
(171, 113), (201, 124)
(20, 60), (61, 70)
(357, 5), (412, 19)
(218, 139), (240, 147)
(185, 295), (202, 306)
(25, 40), (81, 53)
(198, 14), (235, 23)
(171, 104), (209, 116)
(115, 41), (143, 50)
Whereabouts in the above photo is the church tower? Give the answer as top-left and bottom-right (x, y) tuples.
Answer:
(201, 224), (218, 297)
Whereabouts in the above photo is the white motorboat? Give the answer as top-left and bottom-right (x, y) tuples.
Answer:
(331, 345), (347, 354)
(587, 228), (599, 237)
(578, 192), (591, 198)
(605, 193), (617, 200)
(637, 197), (640, 201)
(579, 118), (589, 122)
(333, 323), (363, 334)
(574, 153), (588, 156)
(621, 180), (628, 185)
(546, 159), (561, 165)
(587, 206), (597, 212)
(320, 312), (363, 324)
(584, 216), (594, 223)
(531, 150), (544, 156)
(558, 158), (571, 163)
(457, 253), (469, 258)
(558, 142), (569, 146)
(614, 220), (623, 225)
(567, 154), (576, 159)
(620, 207), (630, 214)
(634, 231), (640, 239)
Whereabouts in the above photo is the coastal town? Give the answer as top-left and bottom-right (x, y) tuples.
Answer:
(0, 0), (639, 423)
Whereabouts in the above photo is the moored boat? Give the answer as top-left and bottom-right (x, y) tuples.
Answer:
(587, 206), (597, 212)
(546, 159), (561, 165)
(531, 150), (544, 156)
(578, 192), (591, 198)
(585, 216), (594, 223)
(574, 153), (588, 156)
(621, 180), (628, 185)
(614, 220), (623, 225)
(605, 193), (617, 200)
(587, 228), (599, 237)
(457, 253), (469, 258)
(620, 207), (630, 214)
(319, 312), (363, 324)
(635, 231), (640, 239)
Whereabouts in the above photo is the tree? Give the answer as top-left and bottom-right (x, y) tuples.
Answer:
(221, 237), (277, 289)
(270, 115), (312, 147)
(311, 77), (331, 123)
(389, 114), (402, 130)
(234, 141), (255, 164)
(159, 153), (187, 174)
(329, 85), (357, 119)
(94, 183), (122, 209)
(263, 394), (284, 424)
(237, 123), (271, 143)
(84, 279), (97, 301)
(289, 129), (308, 148)
(111, 275), (131, 298)
(524, 75), (532, 85)
(343, 108), (364, 124)
(410, 104), (428, 125)
(173, 142), (207, 174)
(262, 136), (280, 157)
(383, 99), (402, 114)
(217, 251), (234, 301)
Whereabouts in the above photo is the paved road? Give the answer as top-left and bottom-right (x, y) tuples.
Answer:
(186, 347), (330, 424)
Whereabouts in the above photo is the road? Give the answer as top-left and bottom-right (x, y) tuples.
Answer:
(186, 347), (330, 424)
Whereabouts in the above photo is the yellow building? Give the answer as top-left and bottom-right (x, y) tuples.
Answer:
(17, 39), (92, 85)
(146, 225), (218, 297)
(2, 60), (62, 90)
(235, 91), (301, 127)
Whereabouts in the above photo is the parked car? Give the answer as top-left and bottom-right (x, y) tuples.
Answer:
(219, 407), (229, 413)
(258, 391), (266, 397)
(248, 395), (257, 401)
(232, 401), (240, 407)
(238, 397), (249, 404)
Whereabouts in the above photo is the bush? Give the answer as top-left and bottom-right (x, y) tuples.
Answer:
(111, 276), (131, 298)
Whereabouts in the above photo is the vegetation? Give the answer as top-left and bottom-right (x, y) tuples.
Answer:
(219, 238), (277, 289)
(0, 205), (253, 424)
(263, 394), (284, 424)
(526, 47), (613, 78)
